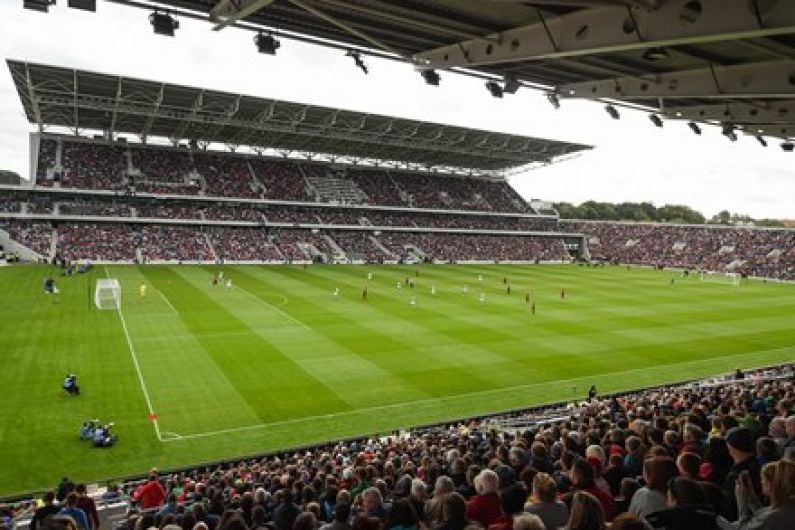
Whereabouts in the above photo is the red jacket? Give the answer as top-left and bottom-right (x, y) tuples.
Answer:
(581, 484), (615, 522)
(134, 479), (166, 509)
(466, 493), (504, 527)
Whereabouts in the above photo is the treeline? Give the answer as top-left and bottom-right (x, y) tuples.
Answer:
(554, 201), (785, 227)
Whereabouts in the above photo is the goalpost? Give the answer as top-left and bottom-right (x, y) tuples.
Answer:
(699, 271), (741, 287)
(95, 278), (122, 310)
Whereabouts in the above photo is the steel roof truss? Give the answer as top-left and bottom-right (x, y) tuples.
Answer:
(559, 59), (795, 100)
(414, 0), (795, 68)
(664, 100), (795, 124)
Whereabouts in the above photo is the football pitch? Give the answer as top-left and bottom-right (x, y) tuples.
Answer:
(1, 263), (794, 497)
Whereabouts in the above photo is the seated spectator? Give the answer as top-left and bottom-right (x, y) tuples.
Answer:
(466, 469), (504, 527)
(645, 477), (719, 530)
(563, 460), (615, 521)
(526, 473), (568, 530)
(733, 459), (795, 529)
(433, 493), (470, 530)
(563, 491), (606, 530)
(629, 457), (678, 519)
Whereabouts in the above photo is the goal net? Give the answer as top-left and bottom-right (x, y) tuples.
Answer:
(699, 271), (740, 286)
(95, 278), (122, 310)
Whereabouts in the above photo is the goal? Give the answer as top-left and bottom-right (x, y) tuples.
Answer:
(95, 278), (122, 310)
(699, 271), (741, 286)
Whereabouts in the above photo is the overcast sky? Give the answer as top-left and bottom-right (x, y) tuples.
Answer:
(0, 2), (793, 219)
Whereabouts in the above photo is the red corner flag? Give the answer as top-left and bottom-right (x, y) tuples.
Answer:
(148, 412), (158, 421)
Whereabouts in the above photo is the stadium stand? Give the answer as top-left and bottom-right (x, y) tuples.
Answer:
(137, 225), (214, 263)
(563, 221), (795, 281)
(8, 363), (794, 530)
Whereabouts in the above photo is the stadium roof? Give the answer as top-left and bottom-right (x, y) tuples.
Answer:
(6, 60), (589, 172)
(112, 0), (795, 140)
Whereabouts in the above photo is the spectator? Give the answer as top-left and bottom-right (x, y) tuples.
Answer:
(434, 493), (470, 530)
(564, 460), (614, 521)
(31, 491), (61, 530)
(133, 472), (167, 510)
(628, 457), (678, 518)
(58, 493), (89, 530)
(466, 470), (504, 527)
(734, 459), (795, 529)
(525, 473), (568, 530)
(724, 428), (763, 520)
(75, 485), (99, 530)
(563, 491), (605, 530)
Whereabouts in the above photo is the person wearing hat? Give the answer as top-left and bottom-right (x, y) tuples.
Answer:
(722, 427), (762, 521)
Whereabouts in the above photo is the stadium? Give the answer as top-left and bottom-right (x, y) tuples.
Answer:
(0, 2), (794, 530)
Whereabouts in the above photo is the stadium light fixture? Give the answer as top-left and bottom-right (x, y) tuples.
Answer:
(781, 141), (794, 152)
(721, 122), (738, 142)
(545, 92), (560, 109)
(68, 0), (96, 11)
(255, 32), (280, 55)
(485, 81), (503, 98)
(23, 0), (55, 12)
(642, 47), (670, 61)
(150, 11), (179, 36)
(688, 121), (702, 135)
(420, 69), (440, 86)
(502, 74), (520, 95)
(649, 114), (663, 128)
(604, 105), (620, 120)
(755, 135), (768, 147)
(346, 50), (368, 74)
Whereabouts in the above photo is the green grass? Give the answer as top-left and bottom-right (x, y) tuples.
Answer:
(1, 263), (794, 497)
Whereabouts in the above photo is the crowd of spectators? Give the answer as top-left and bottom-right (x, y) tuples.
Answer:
(250, 160), (312, 202)
(2, 220), (52, 256)
(350, 170), (405, 207)
(207, 227), (284, 262)
(57, 223), (136, 262)
(60, 198), (129, 218)
(562, 221), (795, 281)
(35, 139), (57, 186)
(61, 141), (127, 191)
(136, 201), (203, 221)
(329, 231), (391, 262)
(18, 364), (795, 530)
(203, 205), (264, 223)
(378, 233), (570, 263)
(30, 139), (536, 216)
(137, 226), (214, 262)
(194, 154), (260, 199)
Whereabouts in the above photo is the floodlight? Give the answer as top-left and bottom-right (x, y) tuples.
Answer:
(68, 0), (96, 11)
(546, 92), (560, 109)
(150, 11), (179, 36)
(24, 0), (55, 12)
(642, 47), (670, 61)
(721, 122), (737, 142)
(502, 75), (520, 94)
(604, 105), (620, 120)
(255, 32), (280, 55)
(755, 135), (768, 147)
(485, 81), (503, 98)
(346, 50), (368, 74)
(688, 121), (701, 135)
(649, 114), (663, 128)
(420, 69), (440, 86)
(781, 141), (794, 152)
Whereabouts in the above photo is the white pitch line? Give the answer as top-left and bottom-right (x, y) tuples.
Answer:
(160, 345), (794, 443)
(104, 266), (163, 442)
(157, 290), (178, 315)
(233, 285), (312, 331)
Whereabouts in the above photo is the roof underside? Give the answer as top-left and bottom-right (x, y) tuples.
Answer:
(6, 60), (589, 172)
(119, 0), (795, 140)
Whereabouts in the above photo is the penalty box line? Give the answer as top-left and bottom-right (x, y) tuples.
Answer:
(104, 266), (164, 442)
(158, 345), (795, 443)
